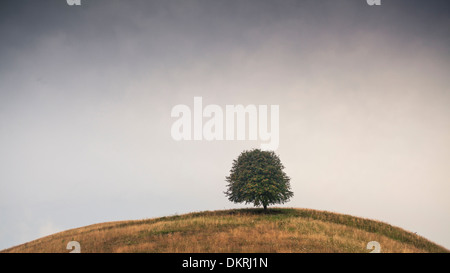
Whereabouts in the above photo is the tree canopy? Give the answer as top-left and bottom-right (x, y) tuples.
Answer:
(225, 149), (293, 210)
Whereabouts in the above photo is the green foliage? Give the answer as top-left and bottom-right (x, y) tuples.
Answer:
(225, 149), (294, 210)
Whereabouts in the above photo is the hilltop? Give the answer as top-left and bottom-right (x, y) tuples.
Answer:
(2, 208), (448, 253)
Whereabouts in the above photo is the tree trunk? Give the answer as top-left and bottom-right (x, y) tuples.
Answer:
(263, 204), (267, 211)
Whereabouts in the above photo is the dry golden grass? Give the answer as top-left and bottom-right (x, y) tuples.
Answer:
(1, 208), (447, 253)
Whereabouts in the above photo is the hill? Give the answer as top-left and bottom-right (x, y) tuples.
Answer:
(1, 208), (448, 253)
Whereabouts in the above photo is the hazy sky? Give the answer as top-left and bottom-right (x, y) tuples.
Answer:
(1, 0), (449, 251)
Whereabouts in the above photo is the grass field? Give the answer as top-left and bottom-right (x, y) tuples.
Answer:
(2, 208), (448, 253)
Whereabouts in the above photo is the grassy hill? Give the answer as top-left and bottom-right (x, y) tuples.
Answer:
(2, 208), (448, 253)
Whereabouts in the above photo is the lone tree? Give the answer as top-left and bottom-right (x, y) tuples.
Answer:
(225, 149), (293, 211)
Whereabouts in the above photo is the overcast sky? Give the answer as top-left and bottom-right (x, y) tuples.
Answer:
(1, 0), (449, 251)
